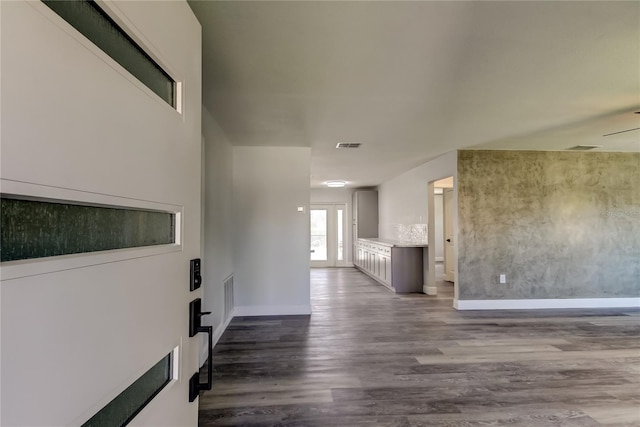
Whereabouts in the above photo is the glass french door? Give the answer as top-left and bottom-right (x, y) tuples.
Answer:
(310, 204), (346, 267)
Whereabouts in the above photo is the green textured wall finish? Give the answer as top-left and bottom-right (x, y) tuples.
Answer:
(457, 150), (640, 300)
(0, 198), (174, 262)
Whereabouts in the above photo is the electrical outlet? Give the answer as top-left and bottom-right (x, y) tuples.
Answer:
(499, 274), (506, 284)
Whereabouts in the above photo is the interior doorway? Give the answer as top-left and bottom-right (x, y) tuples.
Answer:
(310, 203), (346, 267)
(442, 187), (455, 283)
(428, 176), (455, 300)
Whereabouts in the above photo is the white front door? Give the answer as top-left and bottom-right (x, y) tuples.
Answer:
(443, 188), (456, 283)
(1, 1), (202, 426)
(310, 204), (346, 267)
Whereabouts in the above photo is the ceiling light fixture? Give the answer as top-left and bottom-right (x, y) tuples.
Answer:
(326, 181), (346, 188)
(566, 145), (602, 151)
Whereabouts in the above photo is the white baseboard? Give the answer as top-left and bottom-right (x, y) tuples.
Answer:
(424, 286), (438, 295)
(454, 297), (640, 310)
(233, 304), (312, 317)
(311, 263), (354, 268)
(199, 309), (235, 367)
(435, 257), (444, 262)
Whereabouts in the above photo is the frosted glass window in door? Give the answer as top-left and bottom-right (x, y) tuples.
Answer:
(310, 209), (328, 261)
(80, 353), (171, 427)
(42, 0), (176, 107)
(0, 197), (175, 262)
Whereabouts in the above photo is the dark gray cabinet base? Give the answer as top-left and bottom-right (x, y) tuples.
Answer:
(355, 239), (425, 293)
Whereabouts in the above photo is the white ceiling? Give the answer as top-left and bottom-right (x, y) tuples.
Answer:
(188, 1), (640, 188)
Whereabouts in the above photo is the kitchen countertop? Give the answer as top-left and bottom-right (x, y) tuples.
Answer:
(359, 237), (428, 248)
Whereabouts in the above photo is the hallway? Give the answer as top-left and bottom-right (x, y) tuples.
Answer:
(199, 268), (639, 426)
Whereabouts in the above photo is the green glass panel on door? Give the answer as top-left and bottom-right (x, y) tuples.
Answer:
(0, 198), (175, 262)
(81, 353), (172, 427)
(42, 0), (175, 107)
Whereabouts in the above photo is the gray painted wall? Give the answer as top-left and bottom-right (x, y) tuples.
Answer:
(233, 146), (312, 315)
(458, 150), (640, 300)
(202, 107), (234, 348)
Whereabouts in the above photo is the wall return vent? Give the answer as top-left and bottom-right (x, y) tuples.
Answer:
(336, 142), (361, 149)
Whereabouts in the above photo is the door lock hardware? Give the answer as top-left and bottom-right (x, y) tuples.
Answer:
(188, 298), (212, 402)
(190, 258), (202, 291)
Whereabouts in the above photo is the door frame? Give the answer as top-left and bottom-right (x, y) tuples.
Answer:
(427, 176), (458, 306)
(310, 203), (347, 267)
(443, 188), (455, 282)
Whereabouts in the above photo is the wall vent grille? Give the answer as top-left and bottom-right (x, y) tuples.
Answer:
(223, 275), (234, 321)
(336, 143), (361, 148)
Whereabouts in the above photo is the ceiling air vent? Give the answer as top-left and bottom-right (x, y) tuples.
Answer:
(566, 145), (602, 151)
(336, 142), (361, 149)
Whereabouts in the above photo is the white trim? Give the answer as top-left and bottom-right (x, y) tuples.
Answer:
(424, 286), (438, 295)
(199, 309), (235, 367)
(311, 264), (354, 269)
(31, 0), (183, 115)
(171, 346), (180, 381)
(233, 305), (312, 317)
(0, 179), (183, 281)
(435, 256), (444, 262)
(70, 342), (181, 426)
(310, 203), (347, 268)
(455, 298), (640, 310)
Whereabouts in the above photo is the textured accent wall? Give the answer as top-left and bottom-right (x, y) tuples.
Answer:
(458, 150), (640, 300)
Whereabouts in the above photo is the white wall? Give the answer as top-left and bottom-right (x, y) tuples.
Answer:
(379, 151), (457, 240)
(310, 188), (355, 265)
(233, 147), (311, 316)
(378, 151), (458, 297)
(201, 107), (234, 358)
(1, 1), (202, 425)
(310, 188), (354, 204)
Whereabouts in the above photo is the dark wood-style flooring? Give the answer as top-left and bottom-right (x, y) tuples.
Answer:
(199, 268), (640, 426)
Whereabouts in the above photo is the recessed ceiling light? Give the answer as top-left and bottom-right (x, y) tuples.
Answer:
(336, 142), (361, 148)
(326, 181), (346, 188)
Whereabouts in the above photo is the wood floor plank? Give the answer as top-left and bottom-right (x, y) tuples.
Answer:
(209, 374), (362, 394)
(199, 389), (334, 410)
(580, 403), (640, 426)
(198, 268), (640, 426)
(454, 338), (572, 346)
(416, 349), (640, 365)
(438, 344), (563, 355)
(589, 317), (640, 326)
